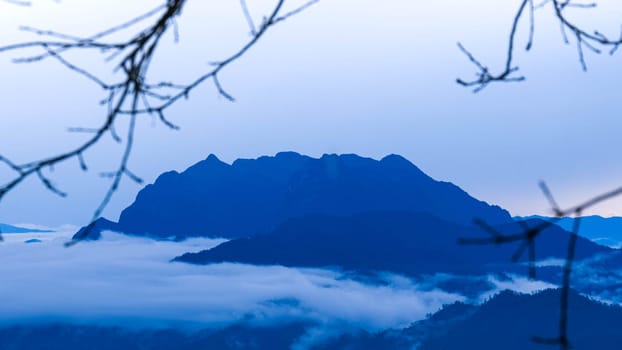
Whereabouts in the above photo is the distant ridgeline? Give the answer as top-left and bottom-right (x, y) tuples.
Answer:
(174, 212), (607, 275)
(516, 215), (622, 248)
(0, 223), (51, 234)
(74, 152), (611, 275)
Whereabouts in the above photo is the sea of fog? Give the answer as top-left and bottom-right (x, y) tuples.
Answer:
(0, 229), (556, 334)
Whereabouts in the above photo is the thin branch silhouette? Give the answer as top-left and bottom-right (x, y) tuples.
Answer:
(0, 0), (320, 244)
(461, 182), (622, 349)
(457, 2), (622, 341)
(457, 0), (622, 92)
(2, 2), (618, 347)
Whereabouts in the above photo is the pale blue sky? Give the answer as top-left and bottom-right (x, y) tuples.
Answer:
(1, 0), (622, 226)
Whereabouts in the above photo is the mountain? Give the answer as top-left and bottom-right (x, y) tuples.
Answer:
(174, 212), (610, 276)
(0, 223), (51, 234)
(2, 290), (620, 349)
(0, 323), (309, 350)
(72, 218), (120, 241)
(316, 289), (622, 349)
(314, 289), (622, 350)
(517, 215), (622, 248)
(74, 152), (512, 240)
(415, 288), (622, 350)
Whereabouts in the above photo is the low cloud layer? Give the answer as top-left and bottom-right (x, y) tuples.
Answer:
(0, 231), (462, 332)
(0, 229), (564, 345)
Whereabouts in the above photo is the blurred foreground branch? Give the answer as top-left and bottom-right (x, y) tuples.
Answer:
(457, 0), (622, 92)
(0, 0), (319, 241)
(461, 183), (622, 349)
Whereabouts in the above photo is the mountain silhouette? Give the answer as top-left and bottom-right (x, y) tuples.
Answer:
(416, 288), (622, 350)
(317, 288), (622, 349)
(174, 212), (609, 276)
(517, 215), (622, 248)
(0, 223), (51, 234)
(73, 152), (512, 240)
(72, 217), (119, 241)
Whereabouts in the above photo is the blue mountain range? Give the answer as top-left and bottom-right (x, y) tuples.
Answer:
(72, 152), (612, 278)
(174, 212), (608, 276)
(74, 152), (512, 240)
(48, 152), (622, 349)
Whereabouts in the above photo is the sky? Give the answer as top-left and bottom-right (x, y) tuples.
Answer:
(1, 0), (622, 226)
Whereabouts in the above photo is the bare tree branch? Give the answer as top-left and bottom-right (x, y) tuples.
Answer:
(0, 0), (321, 245)
(458, 0), (622, 92)
(461, 183), (622, 349)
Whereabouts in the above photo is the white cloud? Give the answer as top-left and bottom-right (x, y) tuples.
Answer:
(0, 230), (593, 349)
(476, 275), (557, 303)
(0, 230), (462, 333)
(534, 258), (565, 268)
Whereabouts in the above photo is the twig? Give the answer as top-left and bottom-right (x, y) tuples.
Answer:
(0, 0), (321, 245)
(457, 0), (622, 91)
(460, 182), (622, 349)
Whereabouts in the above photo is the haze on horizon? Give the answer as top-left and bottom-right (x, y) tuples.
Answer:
(1, 0), (622, 226)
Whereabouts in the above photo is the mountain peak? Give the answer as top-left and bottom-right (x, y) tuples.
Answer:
(381, 153), (409, 162)
(205, 154), (222, 162)
(381, 153), (417, 167)
(83, 152), (512, 240)
(274, 151), (303, 158)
